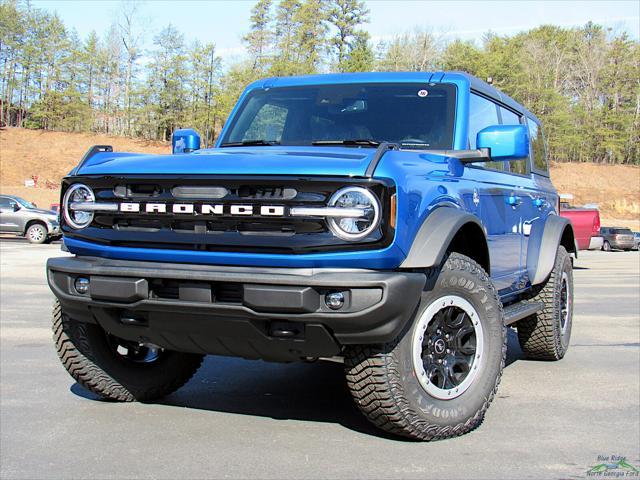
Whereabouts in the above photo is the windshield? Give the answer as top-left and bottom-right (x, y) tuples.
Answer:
(15, 197), (36, 209)
(220, 83), (456, 149)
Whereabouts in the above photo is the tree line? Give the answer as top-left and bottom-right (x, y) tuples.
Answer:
(1, 0), (638, 163)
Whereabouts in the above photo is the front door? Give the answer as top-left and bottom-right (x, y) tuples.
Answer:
(0, 197), (22, 233)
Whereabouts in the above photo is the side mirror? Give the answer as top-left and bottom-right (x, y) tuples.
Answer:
(13, 203), (20, 211)
(476, 125), (529, 161)
(172, 128), (201, 154)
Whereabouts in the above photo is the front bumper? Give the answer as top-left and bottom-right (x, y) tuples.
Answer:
(47, 222), (61, 235)
(47, 256), (425, 361)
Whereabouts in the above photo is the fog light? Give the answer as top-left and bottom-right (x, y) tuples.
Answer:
(74, 277), (90, 294)
(325, 291), (345, 310)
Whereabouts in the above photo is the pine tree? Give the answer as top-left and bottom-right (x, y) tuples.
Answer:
(327, 0), (369, 72)
(243, 0), (273, 72)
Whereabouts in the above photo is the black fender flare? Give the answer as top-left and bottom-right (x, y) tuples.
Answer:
(526, 215), (577, 285)
(400, 207), (489, 272)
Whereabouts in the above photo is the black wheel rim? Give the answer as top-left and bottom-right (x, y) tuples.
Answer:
(413, 295), (483, 399)
(422, 307), (477, 389)
(559, 271), (570, 334)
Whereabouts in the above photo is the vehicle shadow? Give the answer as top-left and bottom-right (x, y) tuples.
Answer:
(71, 334), (527, 440)
(70, 357), (405, 440)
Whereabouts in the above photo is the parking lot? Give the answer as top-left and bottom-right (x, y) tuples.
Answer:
(0, 238), (638, 479)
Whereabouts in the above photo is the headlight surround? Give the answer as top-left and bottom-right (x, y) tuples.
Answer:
(63, 183), (95, 229)
(327, 187), (381, 241)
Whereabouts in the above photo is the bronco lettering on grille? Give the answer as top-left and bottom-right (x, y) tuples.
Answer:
(119, 203), (287, 216)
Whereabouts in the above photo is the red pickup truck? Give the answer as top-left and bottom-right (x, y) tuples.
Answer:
(559, 196), (603, 250)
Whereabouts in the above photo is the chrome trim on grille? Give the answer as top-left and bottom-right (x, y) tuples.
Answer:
(70, 203), (369, 218)
(70, 202), (119, 212)
(289, 207), (368, 218)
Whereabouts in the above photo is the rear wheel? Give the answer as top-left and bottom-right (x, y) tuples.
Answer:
(344, 253), (506, 441)
(517, 246), (573, 360)
(52, 301), (204, 401)
(26, 223), (47, 244)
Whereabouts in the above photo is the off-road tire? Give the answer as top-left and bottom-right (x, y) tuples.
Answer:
(344, 253), (506, 441)
(517, 246), (573, 361)
(26, 223), (47, 244)
(52, 301), (204, 401)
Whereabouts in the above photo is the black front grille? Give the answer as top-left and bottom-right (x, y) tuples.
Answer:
(62, 175), (394, 254)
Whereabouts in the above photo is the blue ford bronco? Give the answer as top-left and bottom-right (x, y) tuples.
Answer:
(48, 72), (576, 440)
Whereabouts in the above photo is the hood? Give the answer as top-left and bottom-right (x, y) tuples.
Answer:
(28, 208), (57, 217)
(76, 146), (380, 178)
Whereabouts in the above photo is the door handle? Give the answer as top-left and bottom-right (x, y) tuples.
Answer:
(506, 195), (522, 207)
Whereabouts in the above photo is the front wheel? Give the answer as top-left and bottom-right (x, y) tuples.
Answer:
(52, 301), (204, 401)
(602, 241), (611, 252)
(344, 253), (506, 441)
(26, 223), (47, 244)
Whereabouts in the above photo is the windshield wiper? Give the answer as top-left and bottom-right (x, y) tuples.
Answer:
(311, 139), (382, 147)
(219, 139), (280, 147)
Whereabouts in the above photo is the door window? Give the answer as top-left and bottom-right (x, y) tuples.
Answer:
(0, 197), (16, 210)
(469, 93), (506, 171)
(499, 107), (528, 175)
(527, 118), (549, 175)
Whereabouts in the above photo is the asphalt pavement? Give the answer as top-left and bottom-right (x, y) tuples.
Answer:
(1, 238), (638, 479)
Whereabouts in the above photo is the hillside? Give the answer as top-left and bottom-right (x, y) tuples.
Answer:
(1, 128), (638, 229)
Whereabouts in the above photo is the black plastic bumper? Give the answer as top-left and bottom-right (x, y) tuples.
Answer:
(47, 256), (425, 362)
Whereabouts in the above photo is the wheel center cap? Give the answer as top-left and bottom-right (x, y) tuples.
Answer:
(434, 338), (446, 355)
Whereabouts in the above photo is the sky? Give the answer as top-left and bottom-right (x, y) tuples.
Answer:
(31, 0), (640, 65)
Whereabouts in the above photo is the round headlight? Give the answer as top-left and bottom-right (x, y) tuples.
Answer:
(327, 187), (381, 241)
(63, 183), (95, 229)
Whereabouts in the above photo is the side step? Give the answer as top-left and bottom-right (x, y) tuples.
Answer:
(503, 301), (545, 326)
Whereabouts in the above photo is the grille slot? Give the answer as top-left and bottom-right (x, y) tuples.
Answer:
(150, 279), (243, 304)
(214, 283), (243, 303)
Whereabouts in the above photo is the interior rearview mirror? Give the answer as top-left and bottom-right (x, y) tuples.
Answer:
(476, 125), (529, 161)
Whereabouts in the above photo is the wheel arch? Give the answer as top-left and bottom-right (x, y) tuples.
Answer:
(400, 207), (490, 274)
(23, 219), (48, 235)
(527, 215), (577, 286)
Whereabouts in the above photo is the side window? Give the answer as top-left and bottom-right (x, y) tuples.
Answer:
(499, 107), (528, 175)
(0, 197), (14, 210)
(242, 103), (288, 142)
(527, 118), (549, 175)
(469, 93), (505, 172)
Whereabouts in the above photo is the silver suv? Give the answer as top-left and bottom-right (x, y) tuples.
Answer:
(0, 195), (60, 244)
